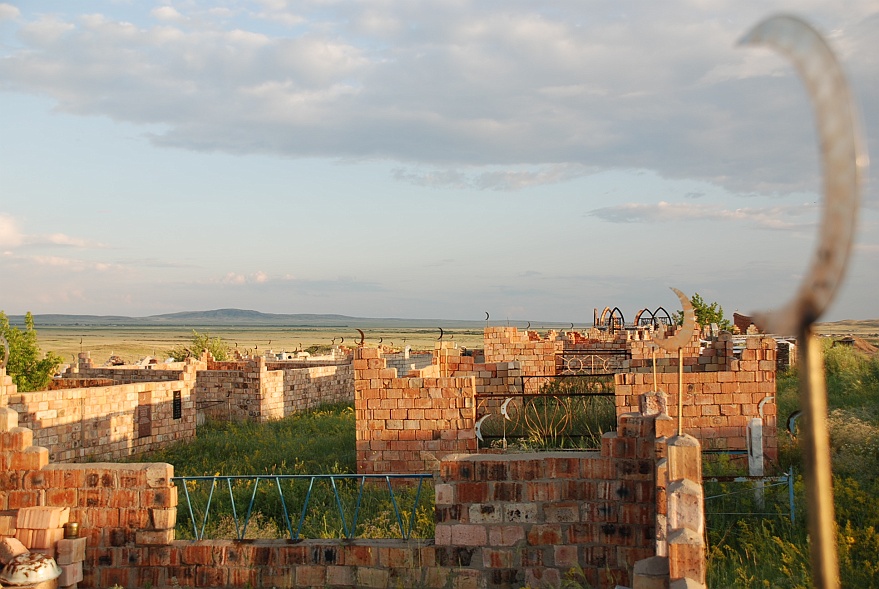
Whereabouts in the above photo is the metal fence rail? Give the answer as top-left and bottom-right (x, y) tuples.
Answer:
(172, 473), (432, 541)
(704, 469), (795, 524)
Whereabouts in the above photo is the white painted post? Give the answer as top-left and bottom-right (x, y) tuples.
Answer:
(748, 417), (765, 507)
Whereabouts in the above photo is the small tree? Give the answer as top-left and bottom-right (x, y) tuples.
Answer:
(167, 330), (230, 361)
(0, 311), (63, 392)
(673, 293), (733, 332)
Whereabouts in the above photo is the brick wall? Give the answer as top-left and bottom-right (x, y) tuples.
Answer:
(615, 334), (778, 458)
(7, 376), (196, 463)
(2, 362), (712, 589)
(354, 347), (477, 474)
(196, 358), (353, 423)
(479, 327), (777, 459)
(435, 411), (662, 588)
(483, 328), (560, 392)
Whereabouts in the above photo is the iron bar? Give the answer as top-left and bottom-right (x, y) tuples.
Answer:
(172, 473), (432, 541)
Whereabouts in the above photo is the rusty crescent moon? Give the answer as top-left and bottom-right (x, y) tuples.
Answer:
(340, 337), (344, 344)
(485, 311), (490, 321)
(356, 329), (365, 346)
(570, 323), (574, 330)
(741, 15), (866, 334)
(653, 288), (696, 353)
(526, 321), (531, 330)
(0, 335), (8, 370)
(379, 337), (383, 344)
(437, 327), (444, 341)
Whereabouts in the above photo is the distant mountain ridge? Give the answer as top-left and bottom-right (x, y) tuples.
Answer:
(8, 308), (513, 328)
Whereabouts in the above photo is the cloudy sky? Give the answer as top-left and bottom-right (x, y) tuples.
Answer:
(0, 1), (877, 323)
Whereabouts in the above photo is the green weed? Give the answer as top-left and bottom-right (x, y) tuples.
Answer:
(708, 342), (879, 587)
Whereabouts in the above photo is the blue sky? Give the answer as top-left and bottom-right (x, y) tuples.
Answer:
(0, 1), (877, 323)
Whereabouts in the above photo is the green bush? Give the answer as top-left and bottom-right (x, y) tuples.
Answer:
(167, 330), (230, 362)
(0, 311), (62, 392)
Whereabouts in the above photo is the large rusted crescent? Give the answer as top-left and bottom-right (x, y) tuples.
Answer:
(356, 329), (365, 346)
(741, 15), (866, 334)
(652, 288), (696, 352)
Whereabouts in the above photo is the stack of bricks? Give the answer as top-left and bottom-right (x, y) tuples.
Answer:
(15, 506), (68, 557)
(483, 327), (561, 384)
(55, 535), (87, 589)
(354, 346), (477, 474)
(12, 506), (86, 588)
(0, 405), (51, 509)
(435, 410), (661, 589)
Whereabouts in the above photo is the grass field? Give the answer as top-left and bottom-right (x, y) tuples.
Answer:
(37, 325), (488, 365)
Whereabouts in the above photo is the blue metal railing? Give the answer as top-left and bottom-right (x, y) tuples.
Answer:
(704, 468), (795, 523)
(172, 473), (433, 541)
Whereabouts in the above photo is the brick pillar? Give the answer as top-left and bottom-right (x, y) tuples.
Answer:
(665, 435), (705, 585)
(0, 367), (14, 406)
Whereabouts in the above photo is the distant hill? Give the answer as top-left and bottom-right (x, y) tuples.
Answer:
(8, 309), (539, 329)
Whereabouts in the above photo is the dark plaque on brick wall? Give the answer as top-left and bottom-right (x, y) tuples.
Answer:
(173, 391), (182, 420)
(137, 403), (152, 438)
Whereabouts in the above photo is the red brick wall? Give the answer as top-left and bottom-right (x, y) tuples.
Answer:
(354, 347), (476, 474)
(615, 335), (778, 458)
(1, 366), (694, 589)
(435, 412), (663, 588)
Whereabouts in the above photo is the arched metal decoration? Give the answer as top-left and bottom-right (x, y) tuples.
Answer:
(485, 311), (490, 321)
(604, 307), (625, 333)
(356, 329), (365, 347)
(741, 14), (867, 589)
(0, 335), (8, 370)
(437, 327), (444, 341)
(653, 307), (673, 326)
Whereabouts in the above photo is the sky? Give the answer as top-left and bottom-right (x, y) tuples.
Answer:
(0, 1), (877, 324)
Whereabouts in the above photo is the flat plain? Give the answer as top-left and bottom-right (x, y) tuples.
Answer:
(38, 325), (490, 364)
(34, 318), (879, 366)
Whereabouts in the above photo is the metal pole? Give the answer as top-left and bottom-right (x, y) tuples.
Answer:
(799, 328), (839, 588)
(677, 347), (684, 436)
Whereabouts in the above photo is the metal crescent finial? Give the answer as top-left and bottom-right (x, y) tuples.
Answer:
(742, 15), (866, 335)
(0, 335), (8, 370)
(356, 329), (365, 346)
(437, 327), (444, 341)
(652, 288), (696, 353)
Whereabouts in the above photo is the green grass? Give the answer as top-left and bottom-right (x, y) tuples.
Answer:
(131, 403), (435, 541)
(707, 340), (879, 587)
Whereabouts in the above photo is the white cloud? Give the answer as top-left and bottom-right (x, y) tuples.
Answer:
(392, 164), (595, 191)
(0, 214), (24, 247)
(589, 201), (818, 230)
(0, 214), (105, 250)
(0, 3), (19, 21)
(0, 2), (876, 199)
(151, 7), (185, 23)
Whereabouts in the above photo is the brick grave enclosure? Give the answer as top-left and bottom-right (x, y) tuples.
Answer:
(0, 323), (773, 588)
(0, 359), (708, 589)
